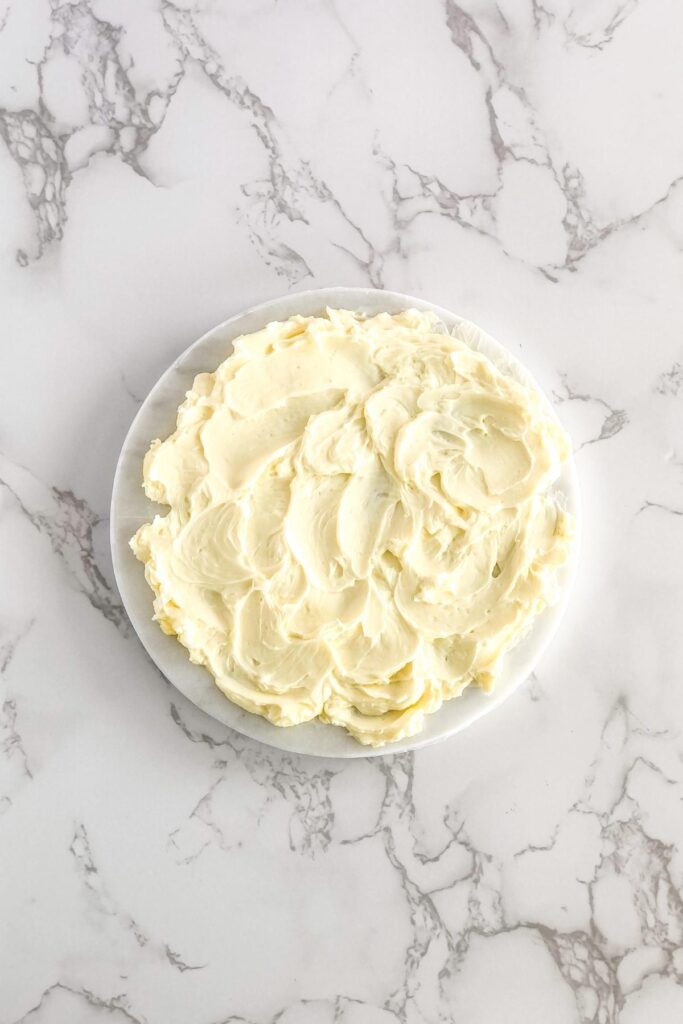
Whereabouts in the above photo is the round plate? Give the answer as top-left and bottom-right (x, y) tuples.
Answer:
(111, 288), (580, 758)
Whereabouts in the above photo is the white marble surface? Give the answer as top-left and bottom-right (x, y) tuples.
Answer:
(1, 0), (682, 1021)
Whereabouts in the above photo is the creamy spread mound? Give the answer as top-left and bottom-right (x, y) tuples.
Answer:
(131, 309), (573, 746)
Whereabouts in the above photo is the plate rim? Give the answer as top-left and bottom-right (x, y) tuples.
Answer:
(110, 286), (581, 759)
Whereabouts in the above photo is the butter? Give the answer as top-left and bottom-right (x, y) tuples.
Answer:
(131, 309), (573, 746)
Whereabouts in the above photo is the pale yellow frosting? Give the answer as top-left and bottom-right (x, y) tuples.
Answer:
(131, 309), (573, 746)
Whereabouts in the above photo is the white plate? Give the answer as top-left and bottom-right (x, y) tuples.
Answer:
(111, 288), (580, 758)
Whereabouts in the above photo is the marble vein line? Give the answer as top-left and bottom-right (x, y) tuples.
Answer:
(168, 703), (335, 859)
(69, 822), (204, 973)
(1, 619), (37, 795)
(560, 0), (640, 51)
(10, 981), (146, 1024)
(637, 500), (683, 518)
(0, 454), (128, 635)
(553, 374), (629, 449)
(1, 697), (33, 781)
(0, 108), (69, 264)
(655, 362), (683, 396)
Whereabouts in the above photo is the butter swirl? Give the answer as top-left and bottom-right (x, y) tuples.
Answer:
(131, 309), (573, 746)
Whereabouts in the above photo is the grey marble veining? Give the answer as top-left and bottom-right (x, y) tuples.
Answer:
(1, 1), (683, 1021)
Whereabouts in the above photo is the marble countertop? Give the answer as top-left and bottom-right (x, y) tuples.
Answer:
(2, 1), (683, 1021)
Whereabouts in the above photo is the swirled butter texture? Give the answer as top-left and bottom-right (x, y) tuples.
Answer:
(131, 309), (573, 746)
